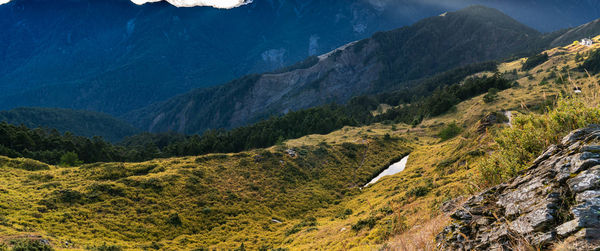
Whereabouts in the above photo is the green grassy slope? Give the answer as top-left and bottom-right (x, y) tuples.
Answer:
(0, 137), (411, 250)
(1, 35), (600, 251)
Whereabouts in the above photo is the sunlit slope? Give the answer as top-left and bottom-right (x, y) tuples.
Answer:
(0, 136), (411, 250)
(1, 35), (599, 250)
(282, 35), (600, 250)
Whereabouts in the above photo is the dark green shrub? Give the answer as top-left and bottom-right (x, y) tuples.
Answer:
(344, 208), (353, 216)
(9, 239), (52, 251)
(27, 174), (54, 182)
(56, 189), (84, 204)
(88, 244), (123, 251)
(87, 183), (125, 199)
(351, 216), (378, 231)
(438, 122), (462, 141)
(581, 49), (600, 74)
(483, 88), (499, 103)
(285, 217), (317, 236)
(407, 185), (431, 197)
(59, 152), (83, 167)
(467, 150), (485, 157)
(479, 97), (600, 187)
(522, 53), (548, 71)
(168, 213), (182, 226)
(19, 159), (50, 171)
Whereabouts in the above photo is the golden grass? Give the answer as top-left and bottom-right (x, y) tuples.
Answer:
(0, 135), (412, 250)
(1, 35), (599, 250)
(384, 215), (450, 251)
(376, 38), (600, 249)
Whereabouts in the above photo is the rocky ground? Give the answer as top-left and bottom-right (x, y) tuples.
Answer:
(437, 126), (600, 250)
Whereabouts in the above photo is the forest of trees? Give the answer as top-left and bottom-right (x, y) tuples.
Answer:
(0, 105), (359, 164)
(122, 104), (358, 158)
(0, 123), (136, 164)
(0, 107), (139, 142)
(0, 62), (515, 165)
(374, 73), (513, 124)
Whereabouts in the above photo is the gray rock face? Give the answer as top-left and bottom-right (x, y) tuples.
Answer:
(437, 126), (600, 250)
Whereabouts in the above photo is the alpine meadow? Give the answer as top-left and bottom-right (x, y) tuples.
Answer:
(1, 1), (600, 250)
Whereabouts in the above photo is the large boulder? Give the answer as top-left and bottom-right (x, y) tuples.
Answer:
(437, 126), (600, 250)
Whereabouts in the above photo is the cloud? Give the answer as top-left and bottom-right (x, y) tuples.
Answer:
(0, 0), (10, 5)
(131, 0), (253, 8)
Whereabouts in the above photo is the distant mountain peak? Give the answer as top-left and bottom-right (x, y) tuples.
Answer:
(454, 4), (528, 22)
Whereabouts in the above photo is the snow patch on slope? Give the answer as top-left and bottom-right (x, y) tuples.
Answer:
(131, 0), (253, 8)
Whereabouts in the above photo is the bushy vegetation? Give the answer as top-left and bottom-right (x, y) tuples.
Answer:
(580, 49), (600, 74)
(0, 122), (139, 165)
(352, 216), (378, 232)
(3, 239), (53, 251)
(59, 152), (83, 167)
(522, 53), (549, 71)
(479, 97), (600, 186)
(0, 62), (506, 166)
(438, 122), (462, 141)
(376, 73), (513, 124)
(123, 63), (505, 157)
(483, 88), (500, 103)
(123, 104), (358, 158)
(88, 244), (122, 251)
(374, 62), (499, 106)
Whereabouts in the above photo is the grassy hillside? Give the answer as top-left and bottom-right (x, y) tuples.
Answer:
(1, 36), (599, 250)
(277, 35), (600, 250)
(0, 135), (411, 250)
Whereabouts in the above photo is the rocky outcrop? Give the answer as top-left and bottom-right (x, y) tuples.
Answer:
(437, 126), (600, 250)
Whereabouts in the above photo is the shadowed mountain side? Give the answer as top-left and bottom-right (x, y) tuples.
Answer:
(126, 6), (543, 134)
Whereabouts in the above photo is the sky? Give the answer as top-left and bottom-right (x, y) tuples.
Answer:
(0, 0), (253, 8)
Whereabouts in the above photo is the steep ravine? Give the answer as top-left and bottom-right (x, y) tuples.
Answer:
(437, 126), (600, 250)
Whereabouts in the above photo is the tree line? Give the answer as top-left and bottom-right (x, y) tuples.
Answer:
(0, 62), (514, 165)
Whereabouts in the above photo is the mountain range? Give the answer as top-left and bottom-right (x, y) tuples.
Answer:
(0, 0), (411, 115)
(2, 2), (600, 249)
(1, 0), (600, 120)
(126, 6), (600, 134)
(1, 29), (599, 249)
